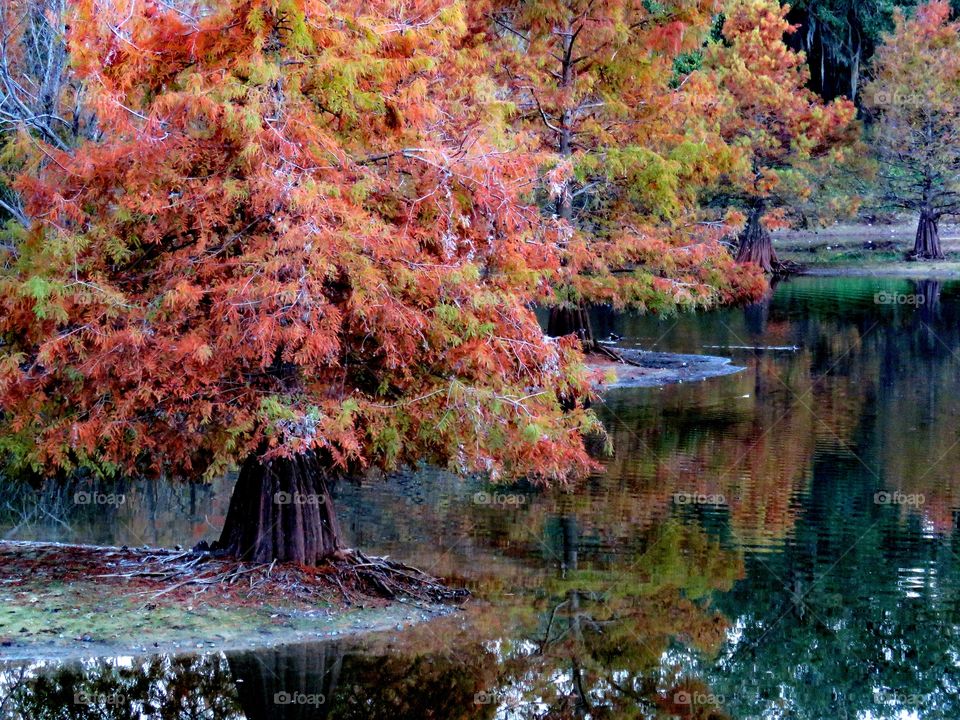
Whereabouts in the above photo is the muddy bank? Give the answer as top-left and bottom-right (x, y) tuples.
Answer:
(0, 540), (455, 663)
(590, 348), (746, 389)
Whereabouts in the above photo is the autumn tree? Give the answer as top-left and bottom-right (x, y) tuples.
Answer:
(704, 0), (858, 273)
(468, 0), (765, 350)
(863, 1), (960, 260)
(0, 0), (604, 566)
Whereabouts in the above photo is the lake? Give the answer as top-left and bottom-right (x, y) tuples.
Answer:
(2, 275), (959, 719)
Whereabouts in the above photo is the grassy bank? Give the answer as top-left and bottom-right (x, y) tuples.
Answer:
(775, 219), (960, 277)
(0, 541), (453, 662)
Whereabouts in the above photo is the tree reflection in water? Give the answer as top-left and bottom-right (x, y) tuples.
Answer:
(1, 513), (738, 719)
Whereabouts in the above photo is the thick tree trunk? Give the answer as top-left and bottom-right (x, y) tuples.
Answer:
(216, 453), (342, 565)
(736, 205), (779, 273)
(547, 303), (597, 351)
(560, 515), (579, 573)
(912, 209), (944, 260)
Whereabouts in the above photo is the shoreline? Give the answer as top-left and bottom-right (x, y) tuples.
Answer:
(590, 348), (746, 389)
(0, 603), (452, 665)
(0, 540), (455, 665)
(798, 264), (960, 279)
(775, 219), (960, 278)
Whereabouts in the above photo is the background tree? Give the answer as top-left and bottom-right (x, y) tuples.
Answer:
(470, 0), (765, 350)
(0, 0), (603, 566)
(704, 0), (858, 273)
(862, 1), (960, 260)
(787, 0), (960, 104)
(0, 0), (92, 226)
(787, 0), (903, 102)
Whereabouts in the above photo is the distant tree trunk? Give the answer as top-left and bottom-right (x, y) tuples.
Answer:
(555, 22), (575, 223)
(560, 515), (578, 573)
(216, 452), (342, 565)
(736, 203), (779, 273)
(912, 208), (944, 260)
(849, 31), (861, 102)
(547, 303), (597, 352)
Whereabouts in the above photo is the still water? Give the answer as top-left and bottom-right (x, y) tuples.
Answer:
(2, 275), (960, 719)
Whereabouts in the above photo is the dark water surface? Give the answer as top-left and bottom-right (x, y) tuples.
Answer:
(3, 275), (960, 718)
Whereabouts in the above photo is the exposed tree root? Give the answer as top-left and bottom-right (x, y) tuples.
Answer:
(136, 547), (468, 604)
(592, 344), (644, 367)
(771, 258), (803, 276)
(1, 540), (467, 607)
(335, 549), (467, 603)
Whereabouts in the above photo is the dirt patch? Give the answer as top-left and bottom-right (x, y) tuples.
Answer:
(0, 540), (459, 663)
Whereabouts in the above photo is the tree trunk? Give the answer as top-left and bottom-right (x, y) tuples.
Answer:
(555, 23), (574, 222)
(216, 452), (342, 565)
(736, 205), (779, 273)
(743, 294), (770, 336)
(912, 209), (944, 260)
(547, 303), (596, 351)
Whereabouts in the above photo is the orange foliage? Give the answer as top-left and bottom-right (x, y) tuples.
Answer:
(0, 0), (603, 483)
(463, 0), (767, 311)
(704, 0), (858, 221)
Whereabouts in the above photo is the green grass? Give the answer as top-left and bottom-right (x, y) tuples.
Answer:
(0, 569), (442, 661)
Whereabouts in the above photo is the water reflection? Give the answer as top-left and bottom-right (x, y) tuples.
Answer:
(1, 519), (734, 719)
(1, 654), (242, 719)
(4, 276), (960, 718)
(0, 476), (228, 548)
